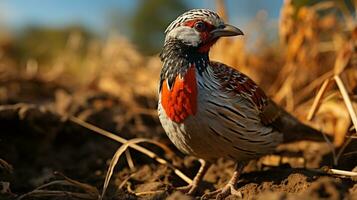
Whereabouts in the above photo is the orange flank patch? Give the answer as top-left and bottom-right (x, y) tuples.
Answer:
(161, 66), (198, 123)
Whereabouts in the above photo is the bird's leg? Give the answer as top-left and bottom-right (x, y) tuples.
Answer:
(177, 159), (210, 195)
(201, 162), (245, 200)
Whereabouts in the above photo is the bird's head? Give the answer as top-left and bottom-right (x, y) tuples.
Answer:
(164, 9), (243, 53)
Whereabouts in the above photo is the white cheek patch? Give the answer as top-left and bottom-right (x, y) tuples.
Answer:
(165, 26), (201, 47)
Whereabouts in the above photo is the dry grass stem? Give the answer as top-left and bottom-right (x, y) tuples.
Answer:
(335, 136), (353, 165)
(334, 75), (357, 165)
(296, 71), (334, 104)
(307, 78), (332, 120)
(342, 150), (357, 158)
(321, 128), (335, 154)
(311, 74), (357, 164)
(18, 190), (95, 200)
(69, 116), (192, 185)
(68, 116), (173, 156)
(54, 172), (99, 196)
(17, 179), (99, 200)
(328, 168), (357, 177)
(334, 75), (357, 135)
(118, 173), (137, 189)
(101, 138), (153, 199)
(125, 149), (135, 171)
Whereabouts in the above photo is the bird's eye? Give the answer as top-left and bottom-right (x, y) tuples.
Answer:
(194, 21), (206, 32)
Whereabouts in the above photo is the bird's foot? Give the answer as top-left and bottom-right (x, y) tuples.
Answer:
(201, 183), (242, 200)
(176, 184), (198, 195)
(175, 159), (210, 196)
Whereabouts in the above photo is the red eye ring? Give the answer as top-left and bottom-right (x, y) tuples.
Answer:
(194, 21), (206, 32)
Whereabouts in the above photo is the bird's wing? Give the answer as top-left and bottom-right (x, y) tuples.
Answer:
(209, 61), (327, 142)
(208, 61), (300, 127)
(209, 61), (280, 123)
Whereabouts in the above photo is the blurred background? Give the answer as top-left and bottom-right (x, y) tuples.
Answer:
(0, 0), (356, 198)
(0, 0), (282, 54)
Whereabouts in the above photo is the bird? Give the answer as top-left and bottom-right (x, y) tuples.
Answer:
(158, 8), (329, 199)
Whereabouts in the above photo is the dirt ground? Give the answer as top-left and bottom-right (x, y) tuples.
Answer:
(0, 78), (356, 200)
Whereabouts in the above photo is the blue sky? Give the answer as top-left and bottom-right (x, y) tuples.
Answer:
(0, 0), (283, 36)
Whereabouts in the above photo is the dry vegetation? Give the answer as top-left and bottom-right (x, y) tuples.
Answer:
(1, 0), (357, 199)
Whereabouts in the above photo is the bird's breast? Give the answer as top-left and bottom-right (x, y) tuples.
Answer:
(160, 65), (198, 123)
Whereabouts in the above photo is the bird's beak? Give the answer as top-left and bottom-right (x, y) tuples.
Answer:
(210, 24), (244, 39)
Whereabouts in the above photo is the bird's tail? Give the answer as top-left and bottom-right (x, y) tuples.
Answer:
(274, 108), (333, 143)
